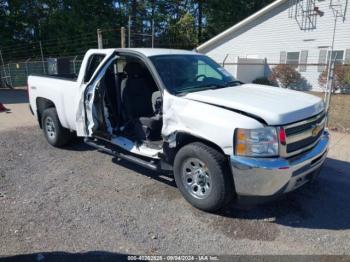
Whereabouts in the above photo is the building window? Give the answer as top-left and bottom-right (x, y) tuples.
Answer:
(318, 49), (327, 72)
(280, 51), (287, 64)
(299, 50), (308, 72)
(327, 50), (344, 65)
(286, 52), (300, 66)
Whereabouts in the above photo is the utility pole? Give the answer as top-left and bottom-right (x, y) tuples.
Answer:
(72, 56), (77, 74)
(7, 64), (12, 87)
(121, 27), (126, 48)
(128, 16), (131, 48)
(324, 6), (342, 115)
(97, 29), (103, 49)
(0, 50), (8, 87)
(39, 41), (46, 74)
(324, 17), (337, 113)
(25, 58), (31, 78)
(0, 50), (7, 78)
(151, 19), (155, 48)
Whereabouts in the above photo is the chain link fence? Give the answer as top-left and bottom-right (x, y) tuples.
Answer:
(218, 54), (350, 93)
(1, 34), (350, 131)
(0, 25), (198, 88)
(218, 56), (350, 131)
(0, 58), (84, 87)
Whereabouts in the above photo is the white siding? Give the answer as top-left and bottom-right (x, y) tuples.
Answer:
(202, 0), (350, 91)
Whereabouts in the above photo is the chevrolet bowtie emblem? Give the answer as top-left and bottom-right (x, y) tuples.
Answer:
(312, 123), (322, 137)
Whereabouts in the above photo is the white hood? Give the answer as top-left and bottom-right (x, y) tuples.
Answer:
(184, 84), (325, 125)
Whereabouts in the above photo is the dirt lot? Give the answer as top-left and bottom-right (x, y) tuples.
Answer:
(1, 89), (350, 258)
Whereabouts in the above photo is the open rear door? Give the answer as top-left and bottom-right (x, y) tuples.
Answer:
(75, 50), (117, 137)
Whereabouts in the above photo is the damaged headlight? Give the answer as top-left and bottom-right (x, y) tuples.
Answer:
(235, 127), (278, 157)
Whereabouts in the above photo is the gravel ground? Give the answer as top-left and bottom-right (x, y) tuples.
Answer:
(1, 90), (350, 258)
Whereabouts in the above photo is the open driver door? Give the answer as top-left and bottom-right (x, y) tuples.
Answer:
(75, 49), (118, 137)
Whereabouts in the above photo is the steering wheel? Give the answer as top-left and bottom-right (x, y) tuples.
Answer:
(195, 74), (207, 81)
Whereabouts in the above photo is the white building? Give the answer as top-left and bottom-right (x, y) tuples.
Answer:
(196, 0), (350, 91)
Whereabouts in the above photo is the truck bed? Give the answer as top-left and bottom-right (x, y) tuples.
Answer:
(30, 73), (78, 81)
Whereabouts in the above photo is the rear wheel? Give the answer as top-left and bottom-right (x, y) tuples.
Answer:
(173, 142), (234, 212)
(42, 108), (72, 147)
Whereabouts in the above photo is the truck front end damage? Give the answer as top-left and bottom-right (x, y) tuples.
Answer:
(230, 111), (329, 201)
(162, 87), (330, 203)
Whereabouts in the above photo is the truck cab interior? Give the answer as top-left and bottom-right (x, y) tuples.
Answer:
(90, 54), (163, 154)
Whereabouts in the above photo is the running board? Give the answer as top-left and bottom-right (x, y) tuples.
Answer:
(84, 138), (159, 171)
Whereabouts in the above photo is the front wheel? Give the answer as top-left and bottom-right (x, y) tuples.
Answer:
(173, 142), (234, 212)
(42, 108), (72, 147)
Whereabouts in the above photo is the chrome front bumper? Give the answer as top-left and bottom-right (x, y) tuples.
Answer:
(230, 131), (329, 197)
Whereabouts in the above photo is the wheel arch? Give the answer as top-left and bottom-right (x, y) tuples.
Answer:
(36, 97), (56, 128)
(164, 132), (227, 165)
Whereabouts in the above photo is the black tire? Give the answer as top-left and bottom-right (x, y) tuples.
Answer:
(173, 142), (234, 212)
(41, 108), (72, 147)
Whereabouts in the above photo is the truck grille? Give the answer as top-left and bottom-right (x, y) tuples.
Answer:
(282, 112), (326, 157)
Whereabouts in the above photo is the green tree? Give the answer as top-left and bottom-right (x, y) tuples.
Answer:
(161, 12), (198, 49)
(0, 0), (275, 60)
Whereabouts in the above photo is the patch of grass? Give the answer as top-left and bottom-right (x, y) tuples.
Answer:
(307, 92), (350, 132)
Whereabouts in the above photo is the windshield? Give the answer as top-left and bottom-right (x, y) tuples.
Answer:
(149, 54), (238, 95)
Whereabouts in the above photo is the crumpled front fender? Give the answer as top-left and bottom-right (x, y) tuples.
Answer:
(161, 90), (263, 155)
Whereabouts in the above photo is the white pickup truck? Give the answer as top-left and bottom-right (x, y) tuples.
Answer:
(28, 48), (329, 212)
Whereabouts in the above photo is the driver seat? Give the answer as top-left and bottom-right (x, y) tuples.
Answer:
(121, 62), (162, 140)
